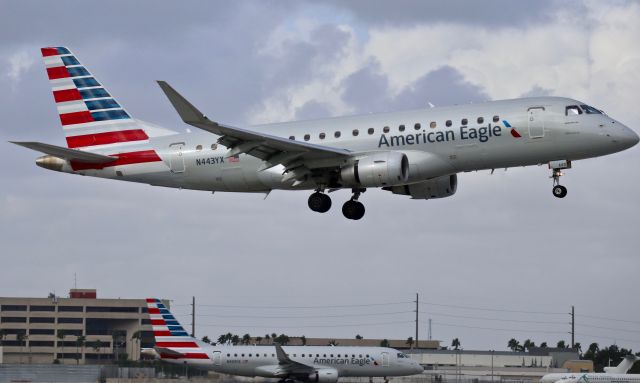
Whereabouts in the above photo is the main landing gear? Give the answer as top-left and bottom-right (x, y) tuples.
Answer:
(307, 188), (366, 220)
(549, 160), (570, 198)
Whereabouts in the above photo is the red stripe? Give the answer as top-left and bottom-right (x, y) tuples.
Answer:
(146, 298), (156, 303)
(149, 319), (166, 326)
(148, 308), (161, 314)
(41, 47), (59, 57)
(156, 341), (199, 348)
(154, 331), (172, 336)
(66, 129), (149, 148)
(160, 352), (209, 360)
(60, 111), (94, 126)
(53, 88), (82, 103)
(47, 66), (69, 80)
(70, 150), (162, 171)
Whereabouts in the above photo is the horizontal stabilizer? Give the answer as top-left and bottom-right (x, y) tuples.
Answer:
(10, 141), (116, 164)
(154, 347), (185, 357)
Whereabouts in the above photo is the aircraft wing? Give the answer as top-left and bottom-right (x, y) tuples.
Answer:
(10, 141), (116, 164)
(157, 81), (352, 174)
(274, 344), (315, 374)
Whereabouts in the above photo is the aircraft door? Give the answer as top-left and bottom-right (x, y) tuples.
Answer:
(528, 107), (545, 138)
(381, 352), (390, 367)
(212, 351), (221, 366)
(169, 143), (185, 173)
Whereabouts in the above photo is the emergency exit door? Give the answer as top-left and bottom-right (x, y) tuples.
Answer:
(528, 107), (545, 138)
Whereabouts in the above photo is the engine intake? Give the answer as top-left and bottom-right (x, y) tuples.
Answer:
(383, 174), (457, 199)
(308, 369), (339, 383)
(340, 152), (409, 187)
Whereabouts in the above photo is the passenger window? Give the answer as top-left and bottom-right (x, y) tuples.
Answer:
(446, 120), (452, 127)
(492, 115), (499, 123)
(414, 123), (421, 130)
(399, 124), (405, 132)
(227, 353), (230, 357)
(234, 354), (237, 357)
(196, 145), (202, 151)
(304, 134), (310, 141)
(368, 128), (374, 135)
(352, 129), (359, 136)
(242, 354), (245, 357)
(319, 133), (326, 139)
(289, 136), (295, 140)
(461, 118), (468, 125)
(302, 354), (305, 357)
(335, 131), (341, 138)
(249, 354), (252, 357)
(477, 117), (484, 124)
(430, 121), (436, 129)
(566, 105), (582, 115)
(383, 126), (390, 133)
(211, 144), (218, 150)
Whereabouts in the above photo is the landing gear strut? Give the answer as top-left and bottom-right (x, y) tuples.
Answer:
(308, 190), (332, 213)
(551, 168), (568, 198)
(342, 188), (366, 220)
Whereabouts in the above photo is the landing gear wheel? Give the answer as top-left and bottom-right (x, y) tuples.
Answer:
(308, 192), (332, 213)
(342, 200), (365, 220)
(552, 185), (567, 198)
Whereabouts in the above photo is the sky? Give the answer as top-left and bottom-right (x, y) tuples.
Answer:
(1, 0), (640, 352)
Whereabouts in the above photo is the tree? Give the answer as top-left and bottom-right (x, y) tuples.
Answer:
(202, 336), (211, 344)
(231, 335), (240, 345)
(523, 339), (536, 351)
(242, 334), (251, 345)
(275, 334), (290, 345)
(355, 334), (363, 340)
(256, 336), (263, 345)
(406, 337), (414, 349)
(557, 340), (566, 349)
(57, 330), (66, 363)
(93, 339), (103, 363)
(380, 339), (390, 347)
(328, 340), (338, 346)
(540, 342), (548, 348)
(271, 333), (277, 341)
(75, 335), (86, 364)
(300, 336), (307, 346)
(16, 333), (26, 363)
(217, 334), (227, 345)
(265, 334), (271, 344)
(574, 342), (582, 355)
(451, 338), (461, 350)
(508, 338), (520, 352)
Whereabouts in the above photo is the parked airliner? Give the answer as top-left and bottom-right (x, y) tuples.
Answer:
(143, 299), (423, 382)
(12, 47), (639, 219)
(540, 355), (639, 383)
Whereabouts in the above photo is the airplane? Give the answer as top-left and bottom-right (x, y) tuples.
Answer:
(540, 355), (640, 383)
(11, 47), (639, 220)
(143, 298), (423, 382)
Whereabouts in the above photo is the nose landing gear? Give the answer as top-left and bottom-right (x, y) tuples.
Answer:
(342, 188), (366, 220)
(549, 160), (571, 198)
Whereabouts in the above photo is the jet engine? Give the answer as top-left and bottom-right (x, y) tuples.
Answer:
(308, 369), (339, 383)
(340, 151), (409, 187)
(383, 174), (457, 199)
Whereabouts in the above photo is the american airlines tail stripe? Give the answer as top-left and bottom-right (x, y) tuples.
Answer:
(47, 66), (70, 80)
(60, 110), (131, 126)
(53, 88), (82, 103)
(155, 341), (199, 348)
(60, 111), (94, 126)
(66, 129), (149, 148)
(41, 47), (70, 57)
(70, 150), (161, 171)
(154, 331), (172, 336)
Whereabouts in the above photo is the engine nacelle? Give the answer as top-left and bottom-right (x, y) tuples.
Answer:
(383, 174), (457, 199)
(340, 151), (409, 187)
(308, 369), (339, 383)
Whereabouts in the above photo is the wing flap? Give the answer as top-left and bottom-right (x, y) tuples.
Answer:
(10, 141), (116, 164)
(275, 344), (315, 374)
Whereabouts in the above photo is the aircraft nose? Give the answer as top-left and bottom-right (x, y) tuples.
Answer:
(413, 362), (423, 374)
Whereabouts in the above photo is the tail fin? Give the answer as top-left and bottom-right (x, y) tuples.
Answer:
(41, 47), (171, 150)
(146, 298), (210, 362)
(603, 355), (638, 374)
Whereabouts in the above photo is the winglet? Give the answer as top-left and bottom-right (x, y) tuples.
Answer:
(275, 344), (290, 365)
(156, 81), (210, 125)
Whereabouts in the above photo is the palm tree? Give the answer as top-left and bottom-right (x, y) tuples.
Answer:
(93, 339), (103, 363)
(57, 330), (66, 363)
(451, 338), (461, 350)
(508, 338), (520, 352)
(75, 335), (86, 364)
(16, 333), (26, 364)
(540, 342), (548, 348)
(406, 337), (414, 349)
(271, 333), (277, 341)
(300, 335), (307, 346)
(523, 339), (535, 351)
(217, 334), (227, 345)
(231, 335), (240, 345)
(242, 334), (251, 345)
(265, 334), (271, 344)
(380, 339), (389, 347)
(355, 334), (363, 340)
(202, 336), (211, 344)
(557, 340), (566, 349)
(256, 336), (263, 345)
(328, 340), (338, 346)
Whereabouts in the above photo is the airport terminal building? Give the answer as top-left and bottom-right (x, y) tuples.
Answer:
(0, 289), (164, 364)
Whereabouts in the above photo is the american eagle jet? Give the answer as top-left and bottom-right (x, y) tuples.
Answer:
(12, 47), (639, 219)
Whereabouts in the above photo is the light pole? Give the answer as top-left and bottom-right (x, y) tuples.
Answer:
(491, 350), (495, 383)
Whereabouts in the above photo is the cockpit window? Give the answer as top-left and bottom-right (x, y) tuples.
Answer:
(397, 353), (408, 358)
(580, 105), (602, 114)
(565, 105), (582, 116)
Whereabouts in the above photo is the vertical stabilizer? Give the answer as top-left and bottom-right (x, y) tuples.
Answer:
(603, 355), (638, 374)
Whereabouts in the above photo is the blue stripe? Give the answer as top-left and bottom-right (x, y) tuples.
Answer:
(85, 99), (120, 111)
(91, 110), (130, 121)
(62, 56), (80, 66)
(167, 325), (184, 330)
(159, 309), (170, 314)
(502, 120), (512, 128)
(73, 77), (100, 88)
(162, 315), (175, 320)
(56, 47), (71, 55)
(67, 67), (90, 78)
(80, 88), (110, 99)
(170, 331), (189, 336)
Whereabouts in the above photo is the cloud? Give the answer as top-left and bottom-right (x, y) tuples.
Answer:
(4, 49), (34, 88)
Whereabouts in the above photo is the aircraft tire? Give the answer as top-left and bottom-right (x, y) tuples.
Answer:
(552, 185), (567, 198)
(308, 192), (331, 212)
(342, 200), (365, 220)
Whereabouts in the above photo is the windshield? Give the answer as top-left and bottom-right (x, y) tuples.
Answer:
(580, 105), (603, 114)
(397, 353), (409, 358)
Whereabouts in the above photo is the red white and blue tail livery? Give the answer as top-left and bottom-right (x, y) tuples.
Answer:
(12, 47), (638, 220)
